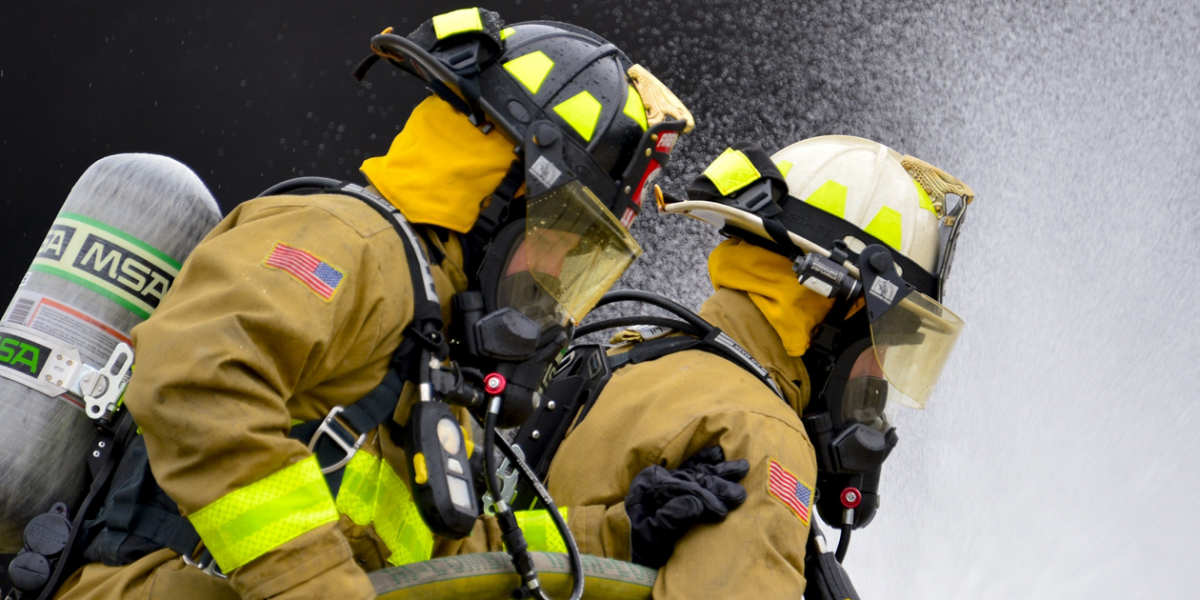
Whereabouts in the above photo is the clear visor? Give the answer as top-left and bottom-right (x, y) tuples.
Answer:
(869, 292), (964, 409)
(841, 348), (893, 433)
(523, 180), (643, 323)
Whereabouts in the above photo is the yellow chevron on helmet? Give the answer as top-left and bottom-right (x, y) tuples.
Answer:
(771, 136), (940, 273)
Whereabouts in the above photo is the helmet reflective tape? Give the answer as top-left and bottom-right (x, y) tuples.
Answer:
(805, 180), (848, 219)
(500, 27), (516, 40)
(623, 85), (648, 132)
(913, 179), (937, 215)
(432, 8), (485, 40)
(552, 90), (604, 142)
(703, 148), (762, 197)
(503, 51), (555, 94)
(776, 160), (794, 178)
(187, 455), (339, 571)
(862, 206), (902, 251)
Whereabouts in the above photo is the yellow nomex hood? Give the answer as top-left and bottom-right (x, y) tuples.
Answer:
(361, 95), (517, 233)
(708, 238), (835, 357)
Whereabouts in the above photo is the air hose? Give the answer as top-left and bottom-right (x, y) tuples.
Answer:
(483, 399), (584, 600)
(572, 316), (700, 340)
(590, 291), (714, 335)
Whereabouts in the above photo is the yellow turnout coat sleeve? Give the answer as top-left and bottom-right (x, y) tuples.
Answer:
(124, 194), (419, 599)
(544, 288), (819, 599)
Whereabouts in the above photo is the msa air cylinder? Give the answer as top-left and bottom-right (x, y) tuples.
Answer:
(0, 154), (222, 551)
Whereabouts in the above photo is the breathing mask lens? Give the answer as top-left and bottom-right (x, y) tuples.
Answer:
(495, 231), (572, 330)
(841, 348), (892, 433)
(525, 180), (643, 322)
(869, 292), (963, 408)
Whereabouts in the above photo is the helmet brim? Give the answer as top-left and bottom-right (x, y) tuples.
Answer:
(661, 200), (845, 273)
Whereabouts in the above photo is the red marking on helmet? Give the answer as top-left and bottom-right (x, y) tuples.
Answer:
(633, 159), (662, 207)
(620, 208), (636, 228)
(656, 132), (679, 153)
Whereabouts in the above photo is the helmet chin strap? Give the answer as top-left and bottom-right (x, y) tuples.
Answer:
(466, 157), (526, 258)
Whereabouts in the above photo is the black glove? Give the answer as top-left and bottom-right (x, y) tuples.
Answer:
(625, 446), (750, 568)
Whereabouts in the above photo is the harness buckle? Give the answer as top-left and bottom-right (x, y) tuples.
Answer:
(307, 406), (367, 474)
(182, 549), (227, 579)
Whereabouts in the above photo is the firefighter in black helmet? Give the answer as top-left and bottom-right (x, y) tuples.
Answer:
(48, 9), (705, 600)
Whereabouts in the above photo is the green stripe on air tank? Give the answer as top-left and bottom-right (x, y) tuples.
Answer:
(30, 216), (182, 319)
(59, 213), (182, 270)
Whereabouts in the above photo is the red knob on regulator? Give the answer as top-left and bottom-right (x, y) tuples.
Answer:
(840, 487), (862, 509)
(484, 373), (507, 395)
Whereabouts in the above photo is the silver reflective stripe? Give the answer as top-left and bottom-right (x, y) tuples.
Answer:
(713, 332), (783, 399)
(342, 184), (441, 305)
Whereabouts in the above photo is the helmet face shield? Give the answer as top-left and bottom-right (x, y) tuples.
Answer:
(868, 291), (963, 408)
(525, 179), (642, 322)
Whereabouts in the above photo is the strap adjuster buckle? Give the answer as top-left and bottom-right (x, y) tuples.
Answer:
(307, 406), (367, 474)
(182, 549), (227, 579)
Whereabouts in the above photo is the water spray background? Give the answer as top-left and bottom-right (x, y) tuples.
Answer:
(611, 1), (1200, 597)
(3, 0), (1199, 596)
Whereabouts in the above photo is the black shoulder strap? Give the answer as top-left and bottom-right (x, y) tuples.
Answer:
(257, 178), (447, 492)
(508, 324), (783, 509)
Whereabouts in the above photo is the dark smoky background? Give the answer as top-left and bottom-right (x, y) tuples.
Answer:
(0, 0), (950, 307)
(4, 1), (1199, 597)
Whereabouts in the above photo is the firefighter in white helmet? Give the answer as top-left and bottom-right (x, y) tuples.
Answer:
(535, 136), (973, 599)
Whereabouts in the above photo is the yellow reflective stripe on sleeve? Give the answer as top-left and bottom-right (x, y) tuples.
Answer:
(335, 451), (434, 566)
(623, 85), (648, 132)
(703, 148), (761, 197)
(335, 451), (381, 526)
(516, 508), (569, 553)
(804, 180), (848, 218)
(375, 458), (435, 566)
(188, 455), (339, 571)
(553, 91), (603, 142)
(432, 8), (484, 40)
(864, 206), (903, 250)
(504, 51), (555, 95)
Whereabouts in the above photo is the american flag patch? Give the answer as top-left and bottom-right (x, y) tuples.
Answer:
(262, 242), (345, 302)
(767, 459), (813, 526)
